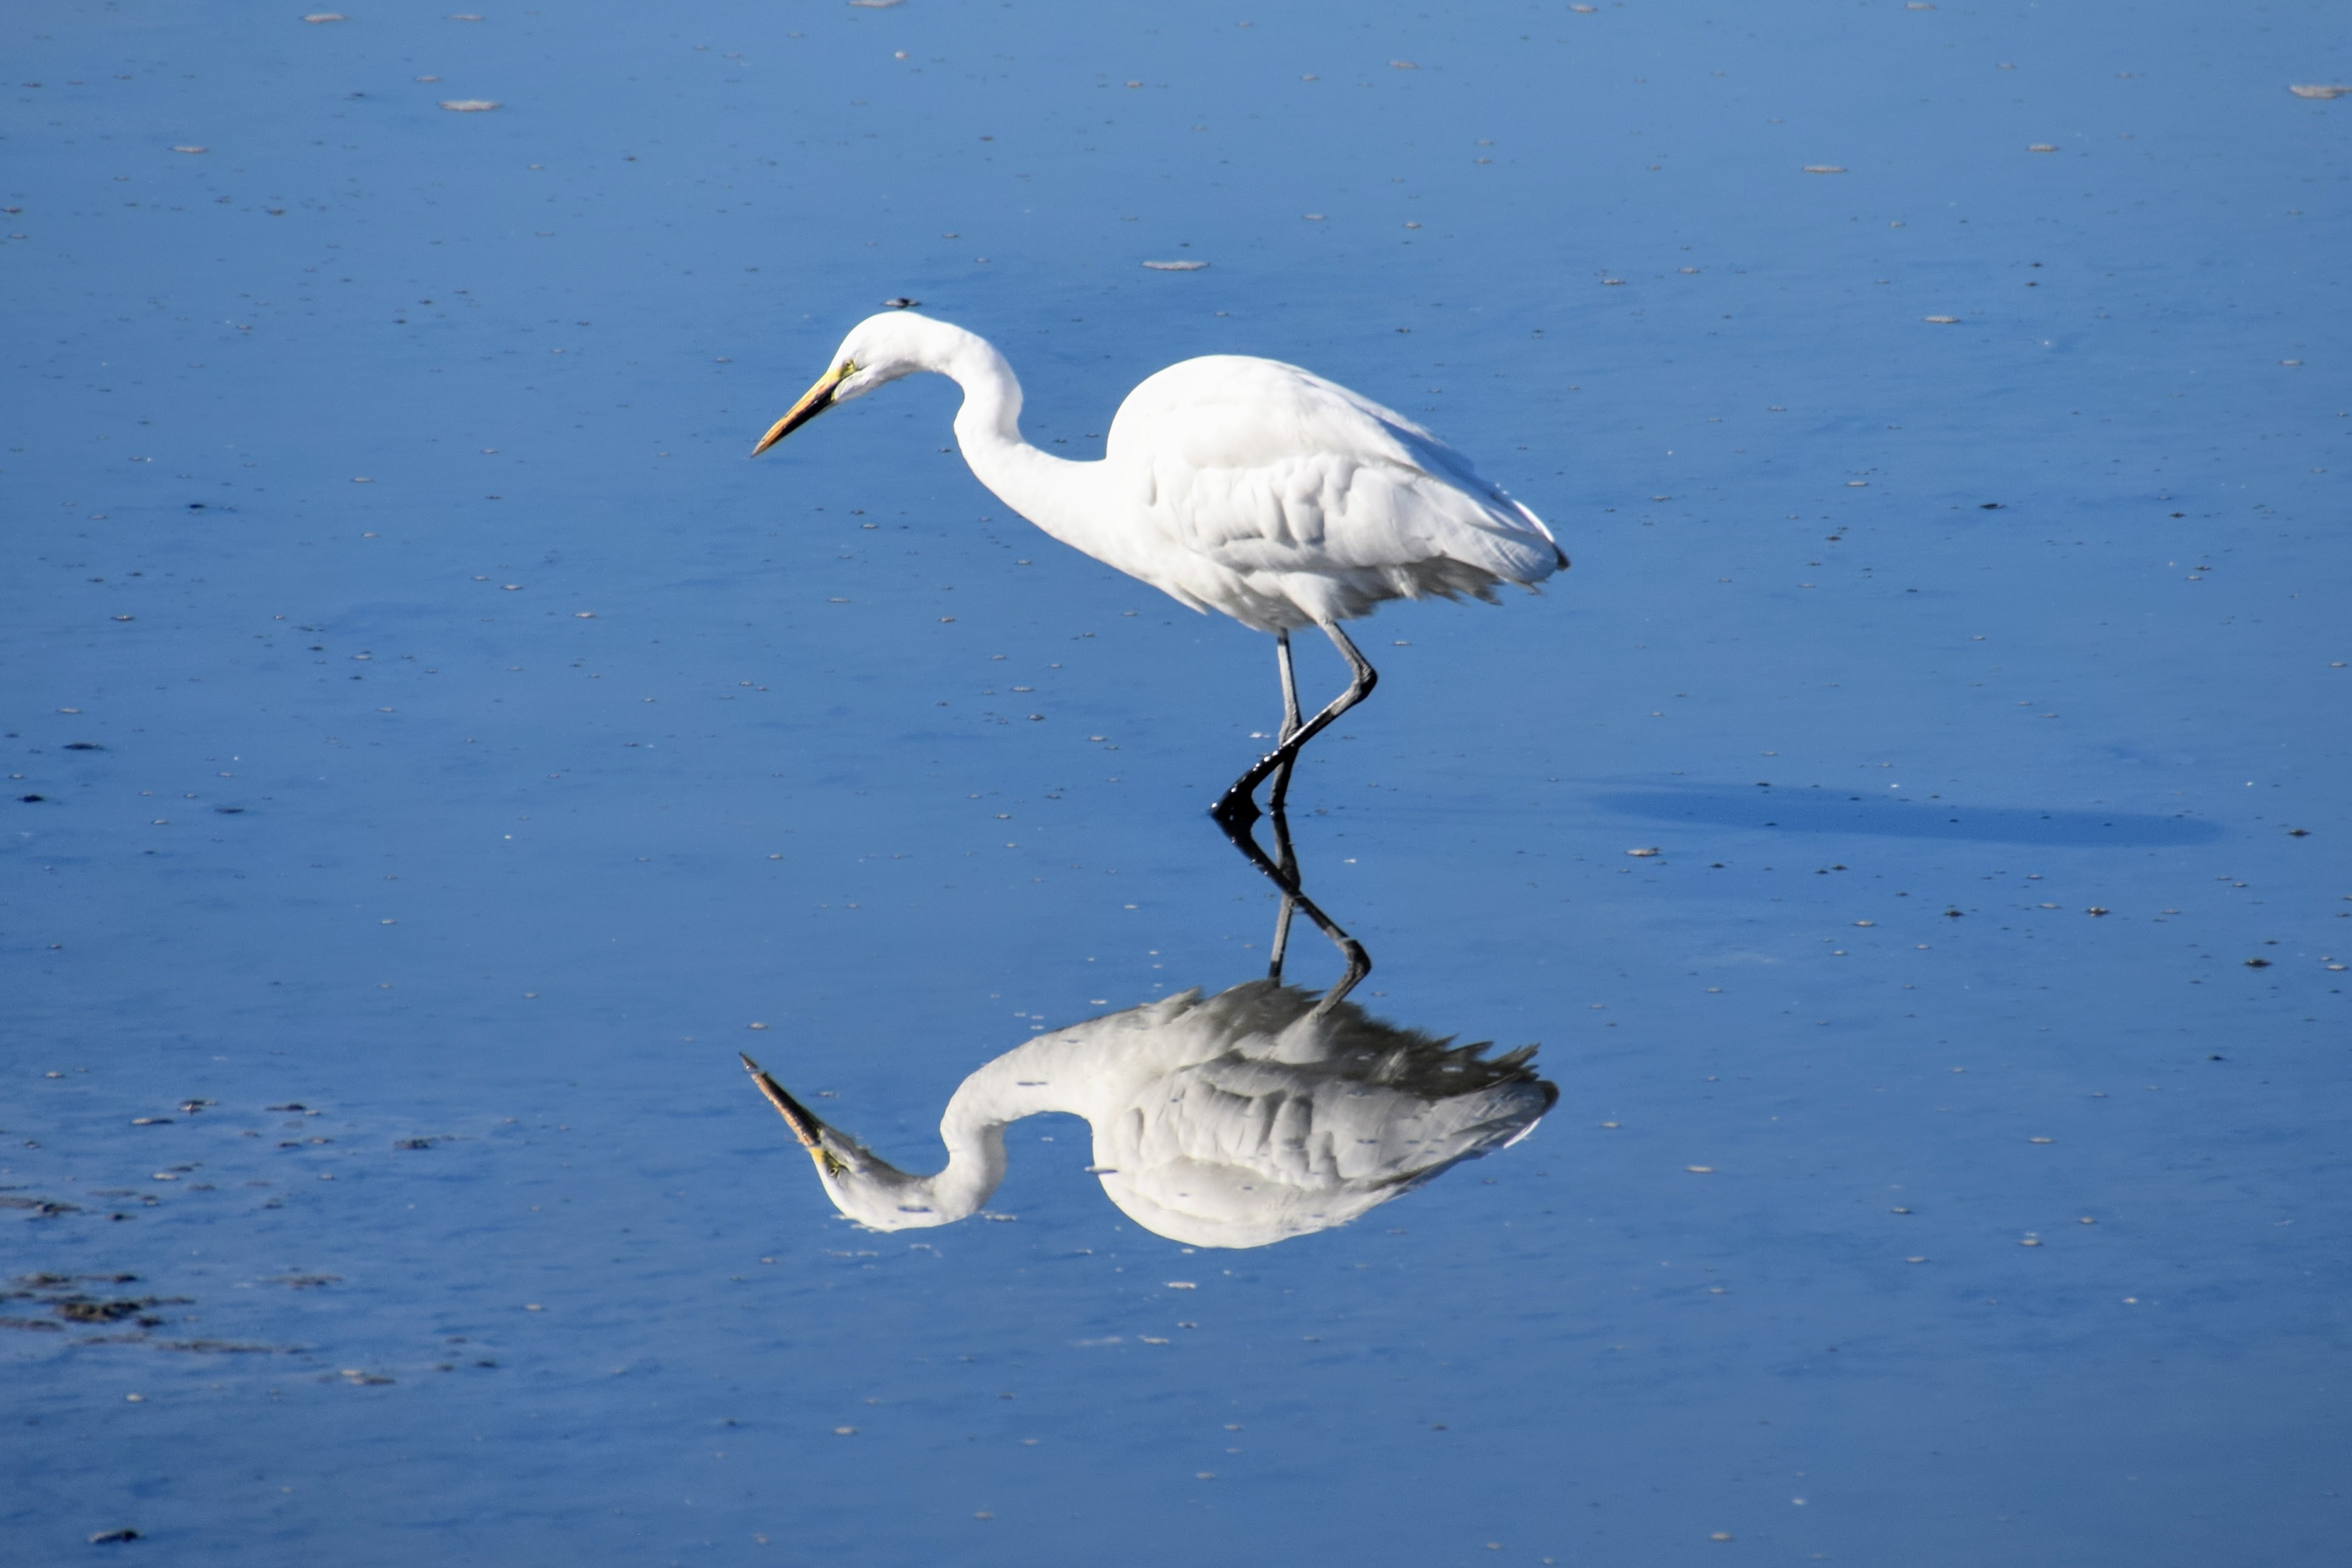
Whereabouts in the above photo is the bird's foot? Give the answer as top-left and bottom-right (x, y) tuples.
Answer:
(1210, 786), (1262, 833)
(1211, 765), (1276, 832)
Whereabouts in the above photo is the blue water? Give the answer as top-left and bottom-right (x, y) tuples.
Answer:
(6, 1), (2348, 1562)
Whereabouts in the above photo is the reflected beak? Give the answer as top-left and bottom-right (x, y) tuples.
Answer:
(739, 1054), (849, 1175)
(750, 363), (851, 456)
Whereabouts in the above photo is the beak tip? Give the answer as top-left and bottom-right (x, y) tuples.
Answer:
(752, 364), (848, 456)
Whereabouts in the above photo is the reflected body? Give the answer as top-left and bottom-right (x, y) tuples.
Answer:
(744, 980), (1556, 1249)
(751, 310), (1566, 820)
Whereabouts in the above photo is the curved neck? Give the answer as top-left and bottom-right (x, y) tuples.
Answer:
(860, 1034), (1096, 1226)
(913, 324), (1116, 562)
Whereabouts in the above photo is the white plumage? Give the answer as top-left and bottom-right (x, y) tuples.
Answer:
(752, 311), (1566, 820)
(743, 979), (1557, 1250)
(1100, 354), (1566, 630)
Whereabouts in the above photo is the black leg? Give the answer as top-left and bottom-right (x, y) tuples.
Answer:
(1266, 630), (1305, 816)
(1263, 794), (1299, 982)
(1266, 887), (1297, 984)
(1213, 796), (1371, 1011)
(1212, 622), (1378, 829)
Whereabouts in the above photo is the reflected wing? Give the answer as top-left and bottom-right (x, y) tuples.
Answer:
(1142, 1056), (1555, 1188)
(1092, 1061), (1554, 1249)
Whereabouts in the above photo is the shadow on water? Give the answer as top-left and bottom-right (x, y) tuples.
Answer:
(738, 806), (1556, 1249)
(1597, 786), (2225, 847)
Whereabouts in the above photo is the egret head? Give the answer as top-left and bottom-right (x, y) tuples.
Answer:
(738, 1054), (966, 1230)
(750, 310), (948, 456)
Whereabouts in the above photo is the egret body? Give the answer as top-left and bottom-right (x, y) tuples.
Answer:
(752, 311), (1566, 820)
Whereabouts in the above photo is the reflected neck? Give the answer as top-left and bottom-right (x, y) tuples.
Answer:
(892, 1035), (1094, 1223)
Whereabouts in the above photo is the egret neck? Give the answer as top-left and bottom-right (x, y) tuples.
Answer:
(918, 320), (1123, 569)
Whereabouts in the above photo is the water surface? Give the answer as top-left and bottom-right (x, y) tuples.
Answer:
(5, 2), (2348, 1563)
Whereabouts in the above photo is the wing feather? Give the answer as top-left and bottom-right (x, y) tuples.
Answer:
(1107, 356), (1564, 623)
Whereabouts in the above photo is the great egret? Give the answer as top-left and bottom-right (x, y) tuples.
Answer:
(751, 310), (1567, 822)
(741, 980), (1555, 1249)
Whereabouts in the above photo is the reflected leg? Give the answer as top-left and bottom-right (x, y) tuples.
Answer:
(1264, 795), (1299, 982)
(1266, 888), (1297, 985)
(1214, 798), (1371, 1011)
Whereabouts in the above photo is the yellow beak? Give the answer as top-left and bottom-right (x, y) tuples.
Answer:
(739, 1053), (848, 1176)
(750, 362), (852, 456)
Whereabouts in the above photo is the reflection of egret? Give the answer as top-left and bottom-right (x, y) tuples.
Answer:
(743, 982), (1554, 1249)
(750, 310), (1566, 823)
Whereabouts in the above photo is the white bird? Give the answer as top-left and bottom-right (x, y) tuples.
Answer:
(740, 979), (1556, 1249)
(751, 310), (1567, 821)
